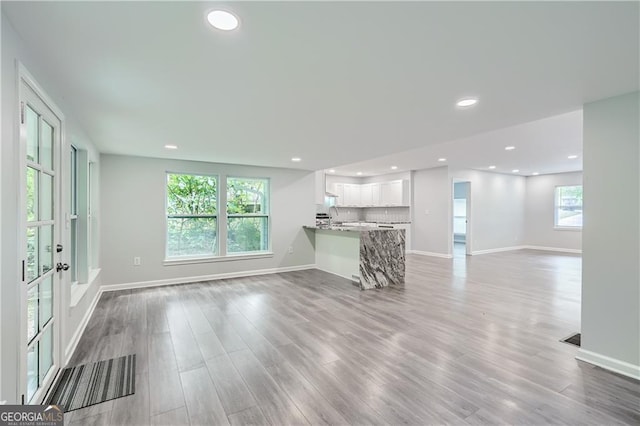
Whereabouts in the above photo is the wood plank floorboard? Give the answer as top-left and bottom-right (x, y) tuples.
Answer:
(65, 249), (639, 425)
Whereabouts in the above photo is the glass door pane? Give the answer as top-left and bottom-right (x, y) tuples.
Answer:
(22, 90), (60, 403)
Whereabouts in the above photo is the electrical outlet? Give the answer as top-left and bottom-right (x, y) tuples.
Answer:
(133, 257), (141, 266)
(288, 246), (294, 254)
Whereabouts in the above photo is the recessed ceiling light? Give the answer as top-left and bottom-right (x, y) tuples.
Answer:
(291, 157), (301, 162)
(164, 144), (178, 150)
(456, 98), (478, 107)
(356, 172), (363, 176)
(391, 166), (398, 170)
(505, 146), (516, 151)
(568, 155), (578, 159)
(532, 172), (540, 176)
(438, 158), (447, 162)
(207, 10), (239, 31)
(488, 165), (496, 169)
(512, 169), (520, 173)
(328, 169), (336, 173)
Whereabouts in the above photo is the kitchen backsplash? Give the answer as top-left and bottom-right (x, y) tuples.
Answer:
(326, 207), (410, 223)
(363, 207), (410, 223)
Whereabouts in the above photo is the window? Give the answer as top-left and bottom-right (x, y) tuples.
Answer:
(166, 173), (218, 258)
(555, 185), (583, 228)
(227, 177), (270, 253)
(70, 145), (78, 282)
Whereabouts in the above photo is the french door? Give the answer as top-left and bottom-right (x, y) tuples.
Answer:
(19, 67), (64, 404)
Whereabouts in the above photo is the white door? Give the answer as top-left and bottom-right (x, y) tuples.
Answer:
(19, 69), (64, 404)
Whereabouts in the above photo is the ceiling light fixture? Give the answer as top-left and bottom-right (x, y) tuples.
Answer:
(356, 172), (363, 176)
(207, 10), (239, 31)
(568, 155), (578, 159)
(328, 169), (336, 173)
(391, 166), (398, 170)
(456, 98), (478, 107)
(532, 172), (540, 176)
(438, 158), (447, 162)
(488, 165), (496, 169)
(505, 146), (515, 151)
(291, 157), (301, 162)
(512, 169), (520, 173)
(164, 144), (178, 150)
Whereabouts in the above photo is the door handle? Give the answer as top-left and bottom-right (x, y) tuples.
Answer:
(56, 262), (70, 272)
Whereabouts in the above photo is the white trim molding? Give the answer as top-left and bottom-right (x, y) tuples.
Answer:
(65, 285), (102, 364)
(408, 250), (453, 259)
(468, 245), (582, 256)
(524, 245), (582, 254)
(470, 246), (526, 255)
(576, 349), (640, 380)
(101, 264), (316, 293)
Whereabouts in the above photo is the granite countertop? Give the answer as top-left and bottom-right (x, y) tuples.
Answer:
(303, 225), (402, 233)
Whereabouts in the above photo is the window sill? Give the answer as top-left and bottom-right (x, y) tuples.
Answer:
(163, 252), (274, 266)
(70, 268), (101, 307)
(554, 227), (583, 231)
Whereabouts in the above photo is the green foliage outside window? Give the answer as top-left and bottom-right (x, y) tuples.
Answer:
(167, 173), (218, 257)
(227, 178), (269, 253)
(166, 174), (269, 257)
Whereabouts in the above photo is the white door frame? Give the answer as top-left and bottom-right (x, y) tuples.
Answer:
(17, 62), (67, 404)
(452, 180), (472, 255)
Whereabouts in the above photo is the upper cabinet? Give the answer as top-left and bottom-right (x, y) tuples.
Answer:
(314, 171), (325, 204)
(330, 179), (408, 207)
(380, 180), (403, 206)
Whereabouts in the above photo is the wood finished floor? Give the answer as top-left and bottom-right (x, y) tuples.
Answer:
(65, 249), (640, 425)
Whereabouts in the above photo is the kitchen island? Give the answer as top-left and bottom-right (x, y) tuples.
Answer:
(303, 226), (405, 290)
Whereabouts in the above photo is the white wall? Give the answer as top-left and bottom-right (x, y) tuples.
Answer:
(1, 12), (101, 402)
(525, 172), (582, 251)
(100, 154), (316, 286)
(579, 91), (639, 377)
(412, 167), (451, 256)
(451, 169), (526, 253)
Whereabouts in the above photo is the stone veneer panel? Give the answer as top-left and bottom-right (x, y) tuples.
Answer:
(359, 229), (405, 290)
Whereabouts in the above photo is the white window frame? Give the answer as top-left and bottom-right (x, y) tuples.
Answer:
(554, 184), (583, 230)
(165, 172), (220, 261)
(69, 145), (78, 284)
(226, 176), (271, 256)
(163, 173), (274, 265)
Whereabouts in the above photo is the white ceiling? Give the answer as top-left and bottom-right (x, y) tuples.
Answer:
(3, 1), (638, 173)
(332, 109), (583, 177)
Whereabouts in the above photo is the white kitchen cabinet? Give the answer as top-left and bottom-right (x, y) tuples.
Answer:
(333, 183), (345, 206)
(360, 184), (373, 206)
(344, 184), (361, 206)
(380, 180), (403, 206)
(314, 171), (325, 205)
(371, 183), (381, 206)
(330, 179), (407, 207)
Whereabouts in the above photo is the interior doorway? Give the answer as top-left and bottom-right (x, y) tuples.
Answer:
(453, 181), (471, 256)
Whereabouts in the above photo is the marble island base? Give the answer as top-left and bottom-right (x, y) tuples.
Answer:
(304, 226), (405, 290)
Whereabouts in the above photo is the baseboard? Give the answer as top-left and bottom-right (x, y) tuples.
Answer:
(576, 348), (640, 380)
(409, 250), (453, 259)
(101, 264), (317, 293)
(524, 245), (582, 254)
(65, 285), (103, 364)
(470, 246), (526, 255)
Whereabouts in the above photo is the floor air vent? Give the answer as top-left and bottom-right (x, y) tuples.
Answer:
(561, 332), (581, 347)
